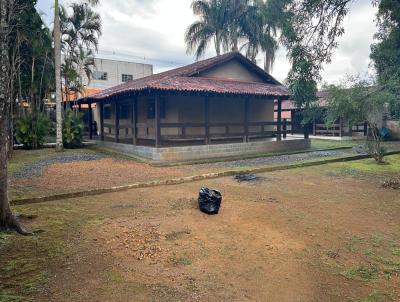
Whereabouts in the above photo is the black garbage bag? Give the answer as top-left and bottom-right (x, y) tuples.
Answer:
(198, 187), (222, 215)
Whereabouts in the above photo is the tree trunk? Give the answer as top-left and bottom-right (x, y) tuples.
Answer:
(215, 32), (221, 56)
(39, 52), (48, 104)
(54, 0), (63, 151)
(264, 52), (271, 74)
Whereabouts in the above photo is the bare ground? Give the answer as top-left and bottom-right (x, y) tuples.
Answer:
(2, 156), (400, 302)
(9, 147), (356, 200)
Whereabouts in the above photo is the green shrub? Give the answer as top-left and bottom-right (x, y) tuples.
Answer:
(365, 139), (386, 164)
(15, 112), (50, 149)
(63, 110), (84, 148)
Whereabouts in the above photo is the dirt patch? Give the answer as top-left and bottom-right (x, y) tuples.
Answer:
(4, 158), (400, 301)
(98, 220), (165, 261)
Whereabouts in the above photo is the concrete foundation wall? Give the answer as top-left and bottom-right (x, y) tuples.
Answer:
(96, 139), (311, 162)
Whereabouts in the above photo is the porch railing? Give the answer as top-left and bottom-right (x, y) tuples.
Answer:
(101, 120), (293, 144)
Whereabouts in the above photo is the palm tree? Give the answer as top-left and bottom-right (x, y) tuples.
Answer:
(224, 0), (252, 52)
(54, 0), (63, 151)
(240, 0), (279, 73)
(53, 0), (99, 151)
(185, 0), (230, 59)
(60, 2), (100, 109)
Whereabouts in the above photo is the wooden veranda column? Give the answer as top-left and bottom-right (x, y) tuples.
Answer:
(204, 97), (210, 145)
(364, 122), (368, 136)
(114, 101), (120, 143)
(339, 117), (344, 137)
(243, 98), (249, 143)
(155, 95), (161, 148)
(88, 102), (93, 139)
(349, 121), (353, 137)
(313, 118), (316, 136)
(276, 98), (282, 141)
(131, 97), (137, 145)
(99, 101), (104, 141)
(304, 125), (309, 139)
(283, 118), (287, 139)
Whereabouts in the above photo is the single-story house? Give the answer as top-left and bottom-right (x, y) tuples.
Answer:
(77, 52), (310, 162)
(274, 91), (368, 138)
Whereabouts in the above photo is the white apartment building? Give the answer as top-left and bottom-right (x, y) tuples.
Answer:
(89, 58), (153, 89)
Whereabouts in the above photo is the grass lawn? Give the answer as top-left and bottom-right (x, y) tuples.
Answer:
(310, 138), (359, 150)
(1, 155), (400, 301)
(310, 138), (400, 152)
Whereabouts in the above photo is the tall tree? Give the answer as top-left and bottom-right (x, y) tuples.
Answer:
(0, 0), (32, 234)
(60, 2), (101, 105)
(185, 0), (281, 71)
(54, 0), (99, 150)
(272, 0), (352, 123)
(54, 0), (63, 151)
(185, 0), (230, 59)
(370, 0), (400, 118)
(239, 0), (280, 72)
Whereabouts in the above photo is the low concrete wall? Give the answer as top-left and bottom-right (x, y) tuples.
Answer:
(96, 139), (311, 162)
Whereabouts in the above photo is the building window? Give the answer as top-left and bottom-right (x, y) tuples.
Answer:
(94, 71), (108, 81)
(122, 74), (133, 82)
(147, 98), (166, 119)
(103, 104), (111, 119)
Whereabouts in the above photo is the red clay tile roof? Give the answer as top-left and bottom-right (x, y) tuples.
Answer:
(278, 91), (328, 110)
(83, 52), (289, 101)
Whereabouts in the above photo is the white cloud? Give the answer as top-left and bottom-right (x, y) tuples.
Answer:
(37, 0), (378, 84)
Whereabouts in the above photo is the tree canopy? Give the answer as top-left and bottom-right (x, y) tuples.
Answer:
(371, 0), (400, 118)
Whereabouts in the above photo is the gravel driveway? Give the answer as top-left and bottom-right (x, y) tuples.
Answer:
(12, 152), (107, 179)
(196, 149), (356, 169)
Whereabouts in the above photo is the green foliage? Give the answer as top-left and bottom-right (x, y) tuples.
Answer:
(280, 0), (350, 119)
(15, 112), (50, 149)
(61, 2), (101, 100)
(370, 0), (400, 119)
(185, 0), (233, 59)
(324, 76), (389, 163)
(62, 110), (85, 148)
(365, 139), (386, 164)
(185, 0), (280, 71)
(286, 45), (320, 124)
(342, 264), (379, 281)
(13, 0), (54, 107)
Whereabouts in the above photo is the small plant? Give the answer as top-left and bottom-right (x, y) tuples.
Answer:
(165, 229), (191, 241)
(171, 256), (192, 266)
(63, 110), (85, 148)
(342, 264), (379, 281)
(365, 135), (386, 164)
(15, 112), (50, 149)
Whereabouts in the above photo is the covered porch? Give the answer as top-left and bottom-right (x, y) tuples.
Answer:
(81, 90), (300, 148)
(77, 91), (309, 162)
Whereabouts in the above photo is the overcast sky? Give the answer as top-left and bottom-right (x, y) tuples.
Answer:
(36, 0), (378, 84)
